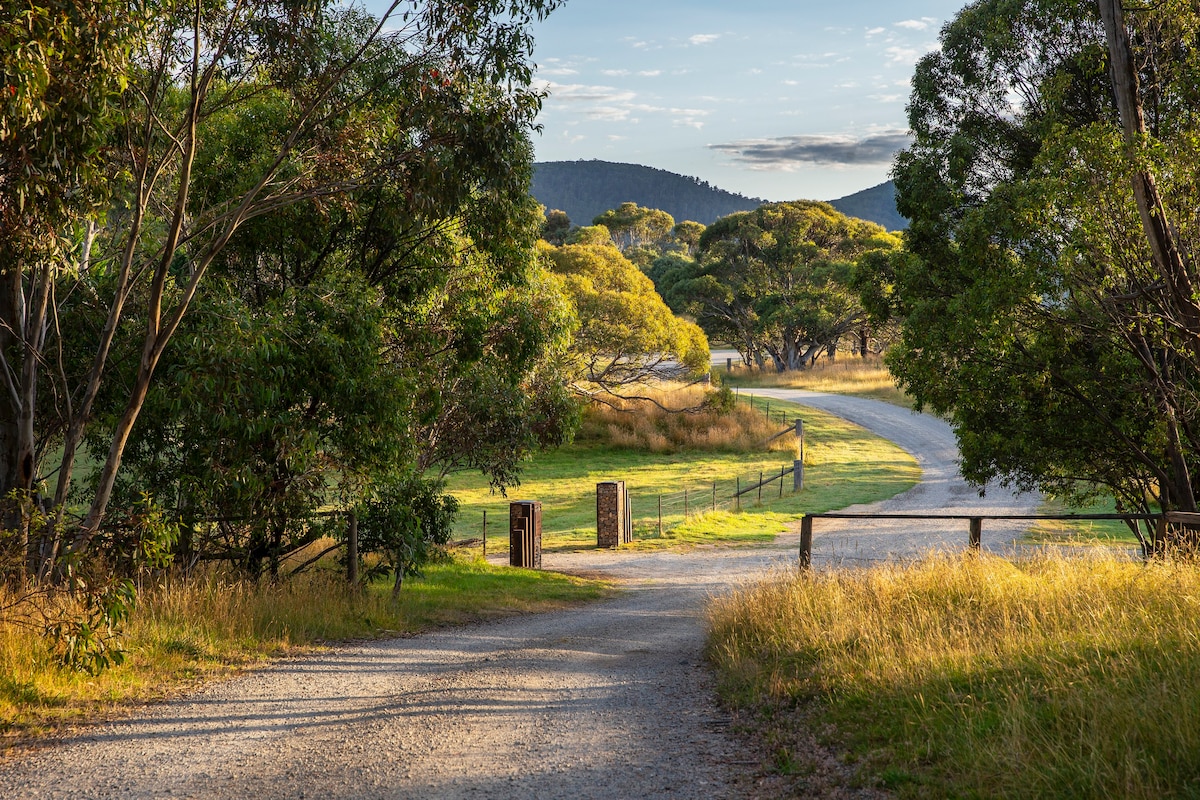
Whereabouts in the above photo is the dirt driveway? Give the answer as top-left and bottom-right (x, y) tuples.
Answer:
(0, 393), (1037, 799)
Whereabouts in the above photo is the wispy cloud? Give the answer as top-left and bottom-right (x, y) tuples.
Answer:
(895, 17), (937, 30)
(689, 33), (720, 45)
(884, 42), (938, 65)
(709, 130), (912, 169)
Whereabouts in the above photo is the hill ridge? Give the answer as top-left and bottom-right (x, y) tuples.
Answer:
(530, 160), (905, 230)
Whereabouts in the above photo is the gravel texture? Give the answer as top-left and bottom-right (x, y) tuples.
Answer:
(0, 391), (1038, 799)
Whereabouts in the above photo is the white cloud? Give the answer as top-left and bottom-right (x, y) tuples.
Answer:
(865, 26), (886, 37)
(689, 33), (720, 45)
(884, 44), (934, 65)
(895, 17), (937, 30)
(638, 70), (662, 77)
(538, 67), (579, 77)
(600, 69), (631, 77)
(544, 83), (637, 106)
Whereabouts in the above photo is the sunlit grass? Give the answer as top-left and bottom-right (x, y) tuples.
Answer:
(720, 355), (911, 407)
(0, 557), (610, 748)
(1024, 494), (1145, 549)
(708, 551), (1200, 797)
(448, 395), (919, 551)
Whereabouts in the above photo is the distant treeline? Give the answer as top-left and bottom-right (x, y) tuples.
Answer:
(531, 160), (907, 231)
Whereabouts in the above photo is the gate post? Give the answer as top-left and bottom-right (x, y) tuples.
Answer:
(800, 516), (813, 569)
(509, 501), (542, 568)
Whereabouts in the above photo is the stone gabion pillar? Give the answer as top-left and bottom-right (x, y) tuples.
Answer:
(597, 481), (627, 548)
(509, 501), (542, 569)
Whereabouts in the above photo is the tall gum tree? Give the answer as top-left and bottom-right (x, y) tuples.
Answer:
(0, 0), (563, 579)
(885, 0), (1200, 550)
(659, 201), (898, 371)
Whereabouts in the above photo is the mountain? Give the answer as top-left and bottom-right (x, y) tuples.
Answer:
(530, 160), (764, 226)
(828, 181), (907, 231)
(530, 160), (907, 231)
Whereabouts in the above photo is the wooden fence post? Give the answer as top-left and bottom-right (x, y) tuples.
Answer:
(347, 511), (359, 586)
(736, 478), (741, 511)
(758, 471), (763, 503)
(684, 488), (689, 519)
(482, 510), (487, 558)
(800, 516), (813, 569)
(778, 466), (784, 498)
(658, 494), (663, 537)
(969, 517), (982, 550)
(712, 482), (717, 512)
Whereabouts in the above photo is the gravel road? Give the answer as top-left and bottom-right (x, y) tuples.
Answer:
(0, 392), (1038, 799)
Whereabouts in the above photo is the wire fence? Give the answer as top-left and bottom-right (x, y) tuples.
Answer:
(454, 457), (803, 554)
(733, 388), (797, 428)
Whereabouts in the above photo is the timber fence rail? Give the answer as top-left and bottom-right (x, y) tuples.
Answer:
(797, 512), (1167, 568)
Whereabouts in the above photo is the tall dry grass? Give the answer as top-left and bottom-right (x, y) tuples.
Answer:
(708, 552), (1200, 798)
(1, 559), (607, 744)
(725, 355), (910, 407)
(577, 382), (794, 453)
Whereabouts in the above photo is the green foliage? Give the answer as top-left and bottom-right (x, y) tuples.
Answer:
(658, 201), (899, 371)
(541, 208), (572, 244)
(356, 472), (459, 597)
(887, 0), (1200, 537)
(592, 201), (675, 252)
(44, 576), (135, 674)
(541, 241), (710, 390)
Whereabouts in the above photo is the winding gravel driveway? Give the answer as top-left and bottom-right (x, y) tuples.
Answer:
(0, 392), (1037, 799)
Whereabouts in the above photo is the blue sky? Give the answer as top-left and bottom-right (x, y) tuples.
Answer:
(367, 1), (968, 202)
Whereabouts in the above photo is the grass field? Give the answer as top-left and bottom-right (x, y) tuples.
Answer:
(708, 551), (1200, 798)
(446, 396), (919, 551)
(1024, 495), (1146, 549)
(719, 355), (911, 408)
(0, 558), (610, 747)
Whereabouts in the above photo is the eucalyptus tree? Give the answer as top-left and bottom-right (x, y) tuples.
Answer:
(540, 241), (710, 398)
(659, 201), (898, 371)
(1, 0), (563, 580)
(884, 0), (1200, 548)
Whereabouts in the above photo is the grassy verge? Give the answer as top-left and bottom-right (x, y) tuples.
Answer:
(1024, 495), (1144, 548)
(707, 552), (1200, 798)
(719, 355), (911, 408)
(448, 396), (919, 551)
(0, 557), (610, 749)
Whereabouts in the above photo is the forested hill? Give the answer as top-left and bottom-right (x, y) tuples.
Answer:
(531, 160), (907, 230)
(531, 161), (764, 226)
(828, 181), (907, 231)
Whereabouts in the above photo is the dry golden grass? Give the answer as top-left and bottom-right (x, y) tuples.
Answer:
(0, 559), (608, 749)
(577, 382), (795, 453)
(723, 355), (911, 407)
(707, 552), (1200, 797)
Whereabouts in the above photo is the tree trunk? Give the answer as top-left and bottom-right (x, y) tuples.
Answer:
(1098, 0), (1200, 346)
